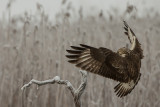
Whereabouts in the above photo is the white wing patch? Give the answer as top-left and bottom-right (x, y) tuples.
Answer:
(128, 27), (134, 44)
(130, 36), (136, 50)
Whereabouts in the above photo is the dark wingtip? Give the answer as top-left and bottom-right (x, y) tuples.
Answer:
(66, 49), (70, 52)
(65, 55), (69, 57)
(80, 44), (92, 48)
(80, 44), (87, 47)
(123, 20), (128, 27)
(124, 27), (128, 31)
(123, 20), (126, 24)
(114, 83), (130, 98)
(124, 32), (128, 35)
(114, 83), (121, 90)
(68, 60), (78, 64)
(66, 50), (81, 54)
(66, 50), (73, 53)
(66, 55), (79, 59)
(71, 46), (85, 50)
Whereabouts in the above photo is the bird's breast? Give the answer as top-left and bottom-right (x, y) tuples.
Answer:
(127, 61), (140, 79)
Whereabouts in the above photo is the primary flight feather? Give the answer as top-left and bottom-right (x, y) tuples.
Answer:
(66, 21), (143, 97)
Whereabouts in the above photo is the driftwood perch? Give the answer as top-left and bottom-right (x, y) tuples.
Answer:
(21, 70), (87, 107)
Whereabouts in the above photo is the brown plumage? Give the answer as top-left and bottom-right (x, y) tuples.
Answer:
(66, 21), (143, 98)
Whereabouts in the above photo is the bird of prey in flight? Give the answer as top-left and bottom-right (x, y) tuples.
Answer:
(66, 21), (143, 97)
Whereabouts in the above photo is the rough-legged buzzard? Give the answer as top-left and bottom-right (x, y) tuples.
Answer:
(66, 21), (143, 97)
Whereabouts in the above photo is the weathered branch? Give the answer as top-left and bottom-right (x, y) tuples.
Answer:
(21, 70), (87, 107)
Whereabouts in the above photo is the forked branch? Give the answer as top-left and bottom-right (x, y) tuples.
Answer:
(21, 70), (87, 107)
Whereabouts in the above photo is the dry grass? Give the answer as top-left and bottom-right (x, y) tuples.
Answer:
(0, 3), (160, 107)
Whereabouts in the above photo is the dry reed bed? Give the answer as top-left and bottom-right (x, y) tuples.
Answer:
(0, 13), (160, 107)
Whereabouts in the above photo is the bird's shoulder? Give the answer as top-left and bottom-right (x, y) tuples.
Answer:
(98, 47), (128, 70)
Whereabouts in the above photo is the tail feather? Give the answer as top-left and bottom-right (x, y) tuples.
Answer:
(114, 73), (141, 98)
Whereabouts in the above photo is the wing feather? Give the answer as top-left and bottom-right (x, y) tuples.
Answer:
(71, 46), (85, 50)
(123, 21), (143, 59)
(66, 50), (81, 54)
(65, 21), (143, 98)
(114, 73), (141, 97)
(66, 44), (129, 82)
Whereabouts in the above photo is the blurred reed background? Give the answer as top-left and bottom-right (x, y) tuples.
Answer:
(0, 0), (160, 107)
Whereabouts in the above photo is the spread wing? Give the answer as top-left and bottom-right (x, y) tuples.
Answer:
(123, 21), (143, 59)
(112, 21), (143, 97)
(66, 44), (129, 82)
(114, 73), (141, 97)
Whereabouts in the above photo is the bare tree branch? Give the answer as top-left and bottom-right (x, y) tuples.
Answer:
(21, 70), (88, 107)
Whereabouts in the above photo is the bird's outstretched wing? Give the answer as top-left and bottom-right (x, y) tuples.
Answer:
(123, 21), (143, 59)
(66, 44), (128, 82)
(114, 73), (141, 97)
(111, 21), (143, 97)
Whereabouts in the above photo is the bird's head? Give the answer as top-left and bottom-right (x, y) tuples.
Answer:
(117, 47), (129, 57)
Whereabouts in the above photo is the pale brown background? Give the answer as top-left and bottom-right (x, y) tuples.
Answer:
(0, 0), (160, 107)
